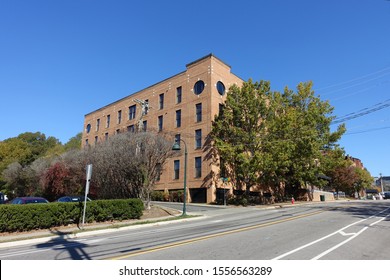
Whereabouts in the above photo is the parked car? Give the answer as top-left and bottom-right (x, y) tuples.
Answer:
(56, 196), (91, 203)
(10, 197), (49, 204)
(0, 192), (5, 204)
(383, 192), (390, 199)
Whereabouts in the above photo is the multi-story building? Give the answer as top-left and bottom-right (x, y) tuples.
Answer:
(376, 176), (390, 192)
(82, 54), (243, 203)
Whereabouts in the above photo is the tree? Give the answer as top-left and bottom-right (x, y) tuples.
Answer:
(211, 80), (270, 193)
(133, 132), (175, 209)
(0, 131), (80, 196)
(262, 82), (345, 198)
(211, 80), (346, 201)
(42, 149), (87, 201)
(354, 168), (373, 198)
(88, 131), (174, 207)
(64, 133), (82, 151)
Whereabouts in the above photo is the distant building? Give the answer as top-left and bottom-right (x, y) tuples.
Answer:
(345, 155), (364, 169)
(376, 176), (390, 192)
(82, 54), (243, 203)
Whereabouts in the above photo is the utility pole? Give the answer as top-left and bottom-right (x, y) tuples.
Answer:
(133, 99), (150, 132)
(380, 173), (384, 193)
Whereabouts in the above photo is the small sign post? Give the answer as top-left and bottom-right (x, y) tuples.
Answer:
(82, 164), (92, 229)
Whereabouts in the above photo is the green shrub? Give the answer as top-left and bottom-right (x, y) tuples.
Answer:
(0, 198), (144, 233)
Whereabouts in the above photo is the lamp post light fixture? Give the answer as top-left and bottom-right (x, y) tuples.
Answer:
(172, 139), (187, 216)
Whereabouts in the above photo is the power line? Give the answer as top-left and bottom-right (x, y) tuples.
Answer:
(316, 66), (390, 94)
(331, 98), (390, 125)
(345, 126), (390, 135)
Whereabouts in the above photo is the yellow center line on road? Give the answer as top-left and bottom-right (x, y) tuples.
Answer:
(106, 209), (326, 260)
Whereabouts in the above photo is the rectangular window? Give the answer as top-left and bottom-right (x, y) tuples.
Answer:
(127, 125), (135, 132)
(176, 86), (182, 103)
(176, 110), (181, 128)
(143, 120), (147, 132)
(174, 160), (180, 180)
(94, 136), (98, 144)
(195, 157), (202, 178)
(129, 105), (136, 120)
(196, 103), (202, 122)
(145, 99), (149, 115)
(195, 129), (202, 149)
(105, 132), (109, 141)
(156, 163), (162, 181)
(159, 93), (164, 109)
(106, 115), (111, 128)
(219, 103), (224, 116)
(96, 119), (100, 131)
(85, 139), (89, 147)
(175, 134), (181, 147)
(158, 115), (163, 132)
(117, 110), (122, 124)
(116, 129), (120, 134)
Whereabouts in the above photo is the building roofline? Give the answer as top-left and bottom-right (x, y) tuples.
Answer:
(85, 54), (237, 117)
(84, 69), (186, 117)
(186, 53), (232, 69)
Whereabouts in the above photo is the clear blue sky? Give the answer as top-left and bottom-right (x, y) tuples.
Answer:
(1, 0), (389, 177)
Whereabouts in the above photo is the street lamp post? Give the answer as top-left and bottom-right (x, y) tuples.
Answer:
(172, 139), (187, 216)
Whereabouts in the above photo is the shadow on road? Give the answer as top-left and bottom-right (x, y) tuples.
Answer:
(328, 200), (390, 219)
(35, 229), (91, 260)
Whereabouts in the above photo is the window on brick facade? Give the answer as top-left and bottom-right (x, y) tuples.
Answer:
(195, 157), (202, 178)
(129, 105), (136, 120)
(159, 93), (164, 109)
(217, 81), (226, 95)
(127, 125), (135, 132)
(96, 119), (100, 131)
(86, 124), (91, 134)
(143, 120), (147, 131)
(195, 129), (202, 149)
(118, 110), (122, 124)
(156, 163), (162, 181)
(196, 103), (202, 122)
(106, 115), (111, 128)
(145, 99), (149, 115)
(176, 86), (182, 103)
(194, 80), (205, 95)
(174, 160), (180, 180)
(158, 115), (163, 132)
(176, 110), (181, 128)
(175, 134), (181, 147)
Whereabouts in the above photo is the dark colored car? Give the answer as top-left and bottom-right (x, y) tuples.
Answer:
(383, 192), (390, 199)
(10, 197), (49, 204)
(56, 196), (91, 202)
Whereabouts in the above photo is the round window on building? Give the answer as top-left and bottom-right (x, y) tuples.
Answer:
(193, 80), (205, 95)
(86, 124), (91, 134)
(216, 81), (225, 95)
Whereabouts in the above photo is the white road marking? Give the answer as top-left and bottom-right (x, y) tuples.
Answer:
(311, 226), (369, 260)
(339, 231), (356, 236)
(273, 206), (390, 260)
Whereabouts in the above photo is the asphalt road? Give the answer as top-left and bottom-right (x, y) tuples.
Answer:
(1, 200), (389, 260)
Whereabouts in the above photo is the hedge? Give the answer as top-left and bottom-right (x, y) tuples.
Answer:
(0, 199), (144, 233)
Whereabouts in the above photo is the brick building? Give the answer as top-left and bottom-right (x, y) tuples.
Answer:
(82, 54), (243, 203)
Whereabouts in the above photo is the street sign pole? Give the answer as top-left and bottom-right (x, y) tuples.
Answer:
(82, 164), (92, 229)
